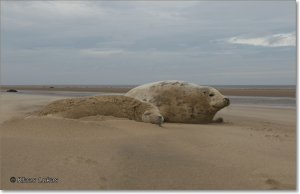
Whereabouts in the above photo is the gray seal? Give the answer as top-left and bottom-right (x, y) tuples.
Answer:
(125, 80), (230, 123)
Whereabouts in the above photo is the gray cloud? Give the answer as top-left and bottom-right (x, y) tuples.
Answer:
(0, 1), (296, 85)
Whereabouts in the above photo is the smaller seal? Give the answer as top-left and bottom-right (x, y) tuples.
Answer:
(37, 95), (164, 126)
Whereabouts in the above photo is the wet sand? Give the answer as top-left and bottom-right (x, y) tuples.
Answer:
(1, 85), (296, 97)
(0, 93), (296, 190)
(219, 88), (295, 98)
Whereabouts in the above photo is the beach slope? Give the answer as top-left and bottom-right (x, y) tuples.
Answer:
(0, 93), (296, 189)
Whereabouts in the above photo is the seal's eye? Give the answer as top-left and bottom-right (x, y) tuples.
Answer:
(209, 93), (215, 97)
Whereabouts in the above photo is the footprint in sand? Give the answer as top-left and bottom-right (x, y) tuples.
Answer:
(252, 170), (293, 189)
(265, 178), (281, 189)
(264, 134), (281, 140)
(97, 176), (109, 189)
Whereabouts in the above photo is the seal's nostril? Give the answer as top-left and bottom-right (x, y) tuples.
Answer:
(224, 98), (230, 104)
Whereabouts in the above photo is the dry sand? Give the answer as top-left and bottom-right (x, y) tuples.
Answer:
(0, 93), (296, 190)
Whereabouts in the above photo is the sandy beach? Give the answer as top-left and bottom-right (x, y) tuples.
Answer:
(0, 92), (296, 190)
(1, 0), (296, 190)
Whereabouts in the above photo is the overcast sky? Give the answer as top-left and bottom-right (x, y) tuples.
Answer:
(1, 1), (296, 85)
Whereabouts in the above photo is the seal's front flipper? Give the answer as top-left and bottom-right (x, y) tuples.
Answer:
(213, 117), (223, 123)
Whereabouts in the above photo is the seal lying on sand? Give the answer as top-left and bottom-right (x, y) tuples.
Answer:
(37, 95), (164, 126)
(125, 80), (230, 123)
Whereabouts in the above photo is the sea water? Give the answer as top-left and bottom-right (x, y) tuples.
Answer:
(1, 85), (296, 109)
(228, 96), (295, 108)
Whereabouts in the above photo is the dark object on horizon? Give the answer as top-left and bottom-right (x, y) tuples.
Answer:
(6, 89), (18, 92)
(49, 86), (55, 88)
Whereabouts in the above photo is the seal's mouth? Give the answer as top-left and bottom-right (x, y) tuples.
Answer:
(224, 97), (230, 106)
(212, 98), (230, 109)
(153, 115), (164, 126)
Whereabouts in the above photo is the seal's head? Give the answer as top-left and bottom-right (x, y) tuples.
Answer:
(142, 110), (164, 126)
(205, 87), (230, 110)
